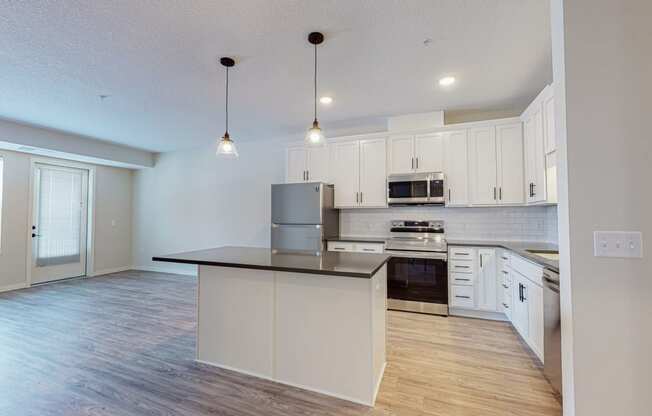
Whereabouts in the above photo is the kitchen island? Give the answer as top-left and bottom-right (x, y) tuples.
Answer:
(153, 246), (390, 406)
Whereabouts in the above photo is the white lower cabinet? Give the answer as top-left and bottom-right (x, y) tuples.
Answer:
(449, 246), (545, 363)
(509, 254), (545, 362)
(327, 241), (384, 254)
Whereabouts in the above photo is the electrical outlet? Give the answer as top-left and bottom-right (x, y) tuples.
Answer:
(594, 231), (643, 258)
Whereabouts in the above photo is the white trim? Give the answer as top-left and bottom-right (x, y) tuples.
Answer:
(449, 308), (509, 321)
(0, 282), (28, 294)
(134, 264), (198, 277)
(25, 157), (96, 286)
(195, 359), (375, 407)
(90, 266), (133, 277)
(372, 362), (387, 404)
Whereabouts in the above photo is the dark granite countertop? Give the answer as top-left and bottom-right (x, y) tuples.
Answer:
(327, 236), (388, 244)
(446, 239), (559, 272)
(152, 246), (391, 279)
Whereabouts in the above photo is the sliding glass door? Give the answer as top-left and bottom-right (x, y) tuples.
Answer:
(30, 163), (89, 284)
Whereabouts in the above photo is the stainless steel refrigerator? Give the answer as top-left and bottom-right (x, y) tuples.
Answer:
(271, 182), (339, 254)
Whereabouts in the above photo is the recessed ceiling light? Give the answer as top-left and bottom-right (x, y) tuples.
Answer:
(439, 76), (456, 87)
(320, 96), (333, 105)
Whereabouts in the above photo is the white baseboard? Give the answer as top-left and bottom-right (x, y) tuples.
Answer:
(0, 282), (28, 294)
(90, 266), (132, 277)
(133, 264), (198, 277)
(449, 307), (508, 321)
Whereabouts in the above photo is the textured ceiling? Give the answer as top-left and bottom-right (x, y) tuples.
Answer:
(0, 0), (551, 152)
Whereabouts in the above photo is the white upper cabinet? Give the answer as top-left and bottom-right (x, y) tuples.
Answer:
(414, 133), (444, 172)
(468, 127), (498, 205)
(387, 135), (414, 174)
(286, 146), (308, 183)
(522, 85), (555, 204)
(543, 92), (556, 154)
(286, 146), (330, 183)
(332, 137), (387, 208)
(476, 248), (498, 312)
(331, 141), (360, 208)
(359, 139), (387, 207)
(496, 123), (525, 204)
(307, 146), (330, 182)
(388, 134), (444, 174)
(443, 130), (469, 206)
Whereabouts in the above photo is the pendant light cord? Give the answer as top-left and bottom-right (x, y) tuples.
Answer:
(314, 43), (317, 122)
(225, 66), (229, 134)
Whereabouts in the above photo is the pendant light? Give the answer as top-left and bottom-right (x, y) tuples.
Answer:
(216, 57), (239, 158)
(305, 32), (326, 147)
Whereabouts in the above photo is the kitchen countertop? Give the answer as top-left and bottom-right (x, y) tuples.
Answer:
(446, 239), (559, 272)
(152, 246), (391, 279)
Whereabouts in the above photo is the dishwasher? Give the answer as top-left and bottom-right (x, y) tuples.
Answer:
(543, 268), (562, 398)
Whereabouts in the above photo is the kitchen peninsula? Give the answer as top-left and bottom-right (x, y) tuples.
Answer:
(153, 246), (389, 406)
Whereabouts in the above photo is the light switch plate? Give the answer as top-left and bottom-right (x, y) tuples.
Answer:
(594, 231), (643, 258)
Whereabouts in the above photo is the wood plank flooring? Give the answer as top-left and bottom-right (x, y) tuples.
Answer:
(0, 271), (561, 416)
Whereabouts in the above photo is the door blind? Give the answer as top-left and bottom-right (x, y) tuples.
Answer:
(36, 167), (85, 267)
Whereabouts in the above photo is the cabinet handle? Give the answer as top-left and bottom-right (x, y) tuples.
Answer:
(455, 278), (471, 282)
(411, 157), (414, 169)
(455, 295), (471, 299)
(502, 270), (509, 274)
(502, 302), (509, 308)
(501, 256), (509, 260)
(355, 192), (359, 203)
(448, 188), (451, 201)
(333, 247), (346, 251)
(502, 284), (509, 289)
(493, 187), (497, 200)
(360, 192), (363, 204)
(531, 183), (536, 197)
(480, 254), (483, 268)
(307, 170), (310, 181)
(499, 187), (502, 200)
(416, 157), (419, 169)
(454, 265), (470, 269)
(362, 248), (375, 252)
(455, 252), (470, 256)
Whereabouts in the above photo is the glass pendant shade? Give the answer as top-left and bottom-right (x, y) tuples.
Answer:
(216, 133), (238, 158)
(305, 119), (326, 146)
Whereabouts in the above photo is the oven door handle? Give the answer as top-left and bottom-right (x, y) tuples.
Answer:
(384, 249), (448, 261)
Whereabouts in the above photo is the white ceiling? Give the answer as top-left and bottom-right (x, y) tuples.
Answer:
(0, 0), (551, 152)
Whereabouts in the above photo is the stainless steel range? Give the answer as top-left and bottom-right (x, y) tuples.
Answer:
(384, 220), (448, 316)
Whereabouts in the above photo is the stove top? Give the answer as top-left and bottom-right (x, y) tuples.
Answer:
(385, 220), (447, 253)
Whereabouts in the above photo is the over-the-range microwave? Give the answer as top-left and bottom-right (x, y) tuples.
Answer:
(387, 172), (445, 206)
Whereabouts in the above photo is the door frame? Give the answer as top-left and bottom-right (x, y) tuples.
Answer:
(25, 157), (96, 286)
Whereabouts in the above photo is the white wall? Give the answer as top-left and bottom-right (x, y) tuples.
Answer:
(0, 149), (133, 291)
(131, 140), (286, 275)
(552, 0), (652, 414)
(341, 205), (558, 243)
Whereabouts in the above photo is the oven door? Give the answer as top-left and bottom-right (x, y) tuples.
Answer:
(385, 250), (448, 315)
(387, 178), (429, 204)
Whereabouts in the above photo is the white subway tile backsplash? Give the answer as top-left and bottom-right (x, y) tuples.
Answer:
(340, 205), (559, 243)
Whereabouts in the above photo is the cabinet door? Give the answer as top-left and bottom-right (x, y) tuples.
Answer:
(307, 146), (330, 183)
(331, 141), (360, 208)
(468, 127), (498, 205)
(512, 274), (529, 339)
(543, 93), (556, 154)
(388, 135), (414, 174)
(414, 133), (444, 172)
(496, 123), (525, 204)
(286, 147), (307, 183)
(524, 106), (547, 203)
(443, 130), (469, 206)
(527, 282), (544, 361)
(359, 139), (387, 207)
(476, 249), (497, 311)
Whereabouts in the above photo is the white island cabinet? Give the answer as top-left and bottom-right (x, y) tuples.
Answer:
(153, 246), (388, 406)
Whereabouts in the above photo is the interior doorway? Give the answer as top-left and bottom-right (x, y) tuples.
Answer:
(29, 162), (91, 284)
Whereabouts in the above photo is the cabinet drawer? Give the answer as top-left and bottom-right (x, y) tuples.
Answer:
(449, 247), (476, 260)
(450, 285), (475, 308)
(450, 260), (474, 274)
(511, 254), (544, 286)
(355, 243), (384, 254)
(327, 242), (355, 252)
(450, 273), (474, 286)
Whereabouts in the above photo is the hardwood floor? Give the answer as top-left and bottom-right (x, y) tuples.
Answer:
(0, 271), (561, 416)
